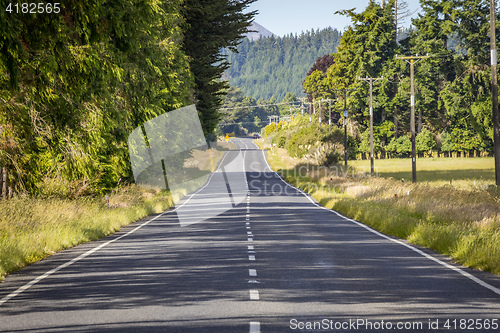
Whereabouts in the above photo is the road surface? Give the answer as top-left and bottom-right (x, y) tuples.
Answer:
(1, 138), (500, 332)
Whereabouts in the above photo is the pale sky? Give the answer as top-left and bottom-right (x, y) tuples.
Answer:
(246, 0), (422, 36)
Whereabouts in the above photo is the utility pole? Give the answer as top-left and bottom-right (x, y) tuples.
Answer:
(394, 0), (398, 42)
(396, 54), (429, 183)
(335, 89), (355, 167)
(490, 0), (500, 185)
(328, 99), (332, 134)
(359, 76), (383, 176)
(319, 99), (322, 124)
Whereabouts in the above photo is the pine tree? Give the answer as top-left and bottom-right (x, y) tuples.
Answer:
(181, 0), (256, 137)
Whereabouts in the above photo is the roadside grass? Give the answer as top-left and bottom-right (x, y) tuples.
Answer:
(0, 184), (174, 281)
(0, 141), (238, 282)
(260, 141), (500, 276)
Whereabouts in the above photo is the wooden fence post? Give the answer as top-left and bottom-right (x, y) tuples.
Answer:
(1, 167), (7, 199)
(0, 167), (3, 198)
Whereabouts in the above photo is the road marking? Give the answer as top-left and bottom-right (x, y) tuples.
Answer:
(249, 290), (260, 300)
(249, 255), (255, 261)
(261, 149), (500, 297)
(246, 222), (250, 226)
(0, 146), (236, 307)
(250, 321), (261, 333)
(248, 245), (254, 250)
(249, 269), (257, 276)
(248, 237), (253, 241)
(246, 226), (251, 229)
(0, 210), (171, 306)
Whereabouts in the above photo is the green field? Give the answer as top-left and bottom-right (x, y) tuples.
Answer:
(350, 157), (495, 188)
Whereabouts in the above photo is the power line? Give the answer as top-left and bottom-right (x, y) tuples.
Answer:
(219, 101), (302, 111)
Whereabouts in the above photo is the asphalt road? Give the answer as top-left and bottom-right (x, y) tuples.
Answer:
(1, 138), (500, 332)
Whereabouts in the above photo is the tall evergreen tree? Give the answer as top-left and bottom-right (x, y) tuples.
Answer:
(181, 0), (256, 137)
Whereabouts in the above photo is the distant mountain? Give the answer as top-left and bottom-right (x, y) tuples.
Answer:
(224, 27), (342, 101)
(245, 22), (275, 41)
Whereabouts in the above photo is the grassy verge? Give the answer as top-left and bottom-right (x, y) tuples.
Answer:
(258, 139), (500, 276)
(0, 142), (237, 281)
(0, 184), (173, 281)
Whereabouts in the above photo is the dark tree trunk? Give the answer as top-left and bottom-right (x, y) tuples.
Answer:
(1, 167), (7, 199)
(394, 109), (399, 138)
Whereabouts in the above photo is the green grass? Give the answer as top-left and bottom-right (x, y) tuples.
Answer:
(0, 185), (173, 281)
(262, 145), (500, 276)
(350, 157), (495, 189)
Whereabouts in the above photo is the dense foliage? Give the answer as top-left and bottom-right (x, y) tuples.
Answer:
(218, 86), (300, 135)
(223, 27), (342, 101)
(301, 0), (500, 159)
(262, 115), (356, 166)
(0, 0), (254, 196)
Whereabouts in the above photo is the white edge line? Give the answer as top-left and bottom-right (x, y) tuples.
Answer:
(260, 149), (500, 297)
(0, 147), (237, 306)
(0, 210), (165, 306)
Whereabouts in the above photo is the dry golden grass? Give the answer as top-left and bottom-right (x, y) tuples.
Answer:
(0, 184), (173, 281)
(263, 140), (500, 275)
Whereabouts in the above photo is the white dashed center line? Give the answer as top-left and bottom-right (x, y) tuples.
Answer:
(250, 321), (261, 332)
(249, 290), (260, 300)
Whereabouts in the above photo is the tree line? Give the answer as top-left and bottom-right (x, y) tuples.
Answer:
(218, 86), (301, 136)
(302, 0), (499, 159)
(223, 27), (342, 102)
(0, 0), (255, 197)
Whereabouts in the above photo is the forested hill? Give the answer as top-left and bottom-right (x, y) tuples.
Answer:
(223, 27), (341, 101)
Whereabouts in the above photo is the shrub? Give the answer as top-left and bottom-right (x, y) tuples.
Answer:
(304, 143), (342, 166)
(286, 124), (322, 158)
(387, 135), (411, 157)
(264, 123), (277, 137)
(440, 132), (454, 154)
(416, 128), (436, 155)
(272, 133), (287, 148)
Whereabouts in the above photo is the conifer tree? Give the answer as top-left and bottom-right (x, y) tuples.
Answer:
(181, 0), (257, 137)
